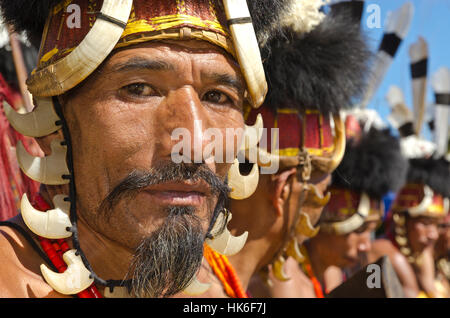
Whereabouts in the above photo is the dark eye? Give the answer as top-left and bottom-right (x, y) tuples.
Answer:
(354, 223), (368, 234)
(121, 83), (156, 97)
(202, 90), (231, 105)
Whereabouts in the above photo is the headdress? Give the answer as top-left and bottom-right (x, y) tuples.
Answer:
(0, 0), (287, 297)
(239, 0), (371, 282)
(360, 1), (414, 108)
(385, 48), (450, 264)
(319, 115), (408, 235)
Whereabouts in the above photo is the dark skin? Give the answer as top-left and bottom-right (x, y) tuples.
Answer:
(405, 216), (443, 297)
(181, 166), (332, 298)
(0, 40), (246, 297)
(303, 221), (378, 295)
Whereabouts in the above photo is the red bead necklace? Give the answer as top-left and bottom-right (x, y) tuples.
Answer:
(33, 193), (102, 298)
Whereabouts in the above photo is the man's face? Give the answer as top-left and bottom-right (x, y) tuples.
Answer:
(59, 40), (245, 296)
(321, 221), (377, 268)
(406, 216), (440, 253)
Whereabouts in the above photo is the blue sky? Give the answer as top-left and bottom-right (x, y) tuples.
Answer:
(360, 0), (450, 140)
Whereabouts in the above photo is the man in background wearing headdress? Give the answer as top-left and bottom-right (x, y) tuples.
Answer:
(292, 113), (413, 298)
(181, 0), (371, 298)
(385, 157), (450, 298)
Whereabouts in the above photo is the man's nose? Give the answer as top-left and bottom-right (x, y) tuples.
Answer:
(357, 232), (372, 253)
(154, 87), (213, 165)
(426, 224), (439, 242)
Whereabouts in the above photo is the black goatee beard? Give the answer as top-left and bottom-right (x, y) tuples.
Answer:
(99, 162), (230, 298)
(127, 206), (205, 298)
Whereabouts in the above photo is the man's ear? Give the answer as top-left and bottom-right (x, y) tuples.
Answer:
(271, 168), (297, 217)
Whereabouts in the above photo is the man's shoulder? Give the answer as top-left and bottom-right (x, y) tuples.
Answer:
(0, 221), (57, 297)
(371, 238), (399, 256)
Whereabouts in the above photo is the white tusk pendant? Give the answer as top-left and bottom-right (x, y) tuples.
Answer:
(40, 249), (94, 295)
(285, 239), (305, 264)
(228, 159), (259, 200)
(206, 211), (248, 256)
(296, 212), (320, 238)
(3, 98), (61, 137)
(16, 139), (70, 185)
(272, 256), (290, 282)
(20, 193), (72, 239)
(183, 276), (211, 296)
(240, 114), (264, 152)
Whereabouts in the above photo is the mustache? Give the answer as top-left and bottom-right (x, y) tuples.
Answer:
(98, 162), (230, 217)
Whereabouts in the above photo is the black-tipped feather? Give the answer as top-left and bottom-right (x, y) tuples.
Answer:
(332, 128), (408, 199)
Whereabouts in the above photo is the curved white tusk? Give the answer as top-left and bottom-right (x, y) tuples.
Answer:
(3, 97), (61, 137)
(309, 114), (346, 174)
(20, 193), (72, 239)
(285, 239), (305, 264)
(228, 159), (259, 200)
(240, 114), (263, 152)
(26, 0), (133, 96)
(408, 185), (434, 217)
(222, 0), (268, 108)
(296, 212), (320, 238)
(306, 184), (331, 208)
(272, 256), (290, 281)
(16, 139), (70, 185)
(40, 249), (94, 295)
(325, 192), (371, 235)
(395, 235), (408, 247)
(183, 276), (211, 296)
(206, 211), (248, 256)
(327, 114), (347, 172)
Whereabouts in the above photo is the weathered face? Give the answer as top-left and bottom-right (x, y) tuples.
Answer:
(58, 40), (245, 296)
(62, 40), (245, 247)
(406, 216), (440, 254)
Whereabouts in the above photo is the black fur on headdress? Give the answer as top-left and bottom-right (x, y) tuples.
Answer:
(261, 3), (371, 114)
(332, 128), (408, 200)
(0, 0), (61, 47)
(407, 157), (450, 198)
(247, 0), (291, 47)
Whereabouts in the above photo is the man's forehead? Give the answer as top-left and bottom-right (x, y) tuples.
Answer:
(102, 41), (244, 83)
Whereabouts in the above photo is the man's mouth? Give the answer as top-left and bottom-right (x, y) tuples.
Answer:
(143, 181), (210, 206)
